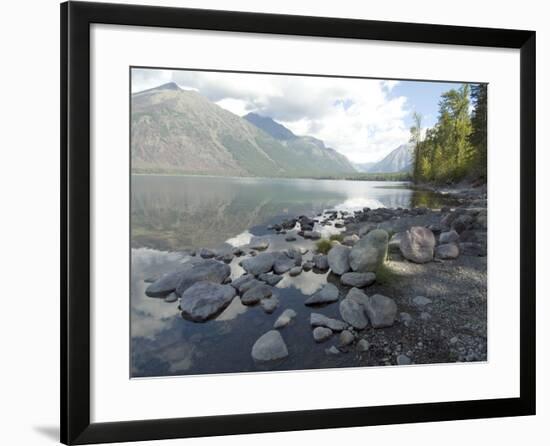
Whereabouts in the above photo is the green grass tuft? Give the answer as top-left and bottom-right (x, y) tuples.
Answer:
(329, 233), (344, 242)
(315, 239), (334, 254)
(375, 263), (398, 285)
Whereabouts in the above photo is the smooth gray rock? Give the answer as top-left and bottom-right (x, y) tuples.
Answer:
(287, 247), (303, 266)
(327, 245), (351, 275)
(231, 274), (253, 289)
(304, 283), (339, 306)
(397, 354), (412, 365)
(436, 243), (460, 259)
(285, 234), (297, 242)
(357, 339), (370, 352)
(174, 260), (231, 297)
(439, 229), (459, 244)
(412, 296), (432, 307)
(238, 278), (263, 294)
(313, 326), (333, 342)
(364, 294), (398, 328)
(180, 282), (236, 322)
(241, 284), (272, 305)
(289, 266), (302, 276)
(310, 313), (347, 332)
(259, 273), (283, 286)
(349, 229), (389, 273)
(340, 272), (376, 288)
(241, 252), (275, 275)
(251, 330), (289, 362)
(339, 330), (355, 346)
(198, 248), (217, 259)
(145, 266), (194, 297)
(339, 288), (369, 330)
(261, 295), (279, 314)
(313, 254), (329, 270)
(303, 230), (322, 239)
(399, 226), (435, 264)
(273, 252), (296, 274)
(249, 238), (269, 251)
(273, 309), (297, 329)
(302, 261), (314, 271)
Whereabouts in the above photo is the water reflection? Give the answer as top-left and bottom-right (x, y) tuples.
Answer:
(130, 175), (456, 377)
(131, 175), (418, 251)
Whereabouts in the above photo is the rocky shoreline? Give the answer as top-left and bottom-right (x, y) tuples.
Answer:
(143, 184), (487, 368)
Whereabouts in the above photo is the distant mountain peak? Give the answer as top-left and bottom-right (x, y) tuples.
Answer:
(134, 82), (180, 95)
(244, 113), (297, 141)
(355, 143), (414, 174)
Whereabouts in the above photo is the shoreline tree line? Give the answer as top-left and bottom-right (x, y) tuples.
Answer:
(410, 83), (487, 185)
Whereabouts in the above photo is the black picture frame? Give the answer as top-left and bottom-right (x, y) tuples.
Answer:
(61, 1), (536, 444)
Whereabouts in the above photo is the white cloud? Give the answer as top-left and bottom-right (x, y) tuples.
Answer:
(131, 68), (413, 163)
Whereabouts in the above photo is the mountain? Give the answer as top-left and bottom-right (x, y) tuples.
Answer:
(357, 143), (414, 173)
(131, 84), (356, 177)
(243, 113), (356, 174)
(243, 112), (296, 141)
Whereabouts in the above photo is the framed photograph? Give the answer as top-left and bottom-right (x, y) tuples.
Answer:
(61, 1), (536, 444)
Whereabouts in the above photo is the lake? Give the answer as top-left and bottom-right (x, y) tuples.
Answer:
(131, 174), (451, 377)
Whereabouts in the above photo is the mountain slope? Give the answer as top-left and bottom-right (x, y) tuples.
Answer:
(359, 143), (414, 173)
(132, 86), (356, 177)
(244, 113), (356, 174)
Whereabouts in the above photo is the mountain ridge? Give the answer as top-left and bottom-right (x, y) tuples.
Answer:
(131, 86), (357, 177)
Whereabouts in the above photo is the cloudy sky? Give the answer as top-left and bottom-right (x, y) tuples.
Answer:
(132, 68), (460, 164)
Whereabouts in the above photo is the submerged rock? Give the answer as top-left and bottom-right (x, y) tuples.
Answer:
(251, 330), (289, 362)
(273, 309), (297, 329)
(313, 326), (333, 343)
(261, 295), (279, 314)
(241, 252), (275, 275)
(180, 281), (236, 322)
(397, 354), (412, 365)
(327, 245), (351, 275)
(340, 272), (376, 288)
(303, 230), (322, 240)
(349, 229), (389, 273)
(198, 248), (217, 259)
(364, 294), (397, 328)
(302, 261), (314, 271)
(145, 266), (194, 298)
(305, 283), (340, 306)
(310, 313), (347, 332)
(399, 226), (435, 264)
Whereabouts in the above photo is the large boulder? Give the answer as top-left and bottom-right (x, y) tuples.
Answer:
(173, 260), (231, 297)
(364, 294), (397, 328)
(349, 229), (389, 273)
(145, 263), (197, 297)
(327, 245), (351, 275)
(241, 252), (275, 275)
(304, 283), (340, 306)
(180, 281), (236, 322)
(313, 254), (329, 270)
(251, 330), (289, 362)
(399, 226), (435, 264)
(339, 288), (369, 330)
(340, 272), (376, 288)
